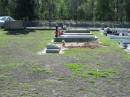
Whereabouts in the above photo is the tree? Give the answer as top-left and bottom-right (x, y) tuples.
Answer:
(0, 0), (130, 21)
(125, 0), (130, 21)
(15, 0), (38, 20)
(0, 0), (9, 15)
(96, 0), (113, 21)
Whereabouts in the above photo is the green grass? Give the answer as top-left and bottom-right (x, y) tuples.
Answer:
(0, 29), (53, 73)
(65, 32), (130, 60)
(65, 63), (117, 78)
(0, 30), (130, 96)
(92, 32), (119, 47)
(66, 63), (84, 70)
(87, 68), (116, 78)
(92, 32), (130, 60)
(32, 65), (52, 74)
(0, 29), (54, 97)
(0, 30), (54, 52)
(57, 76), (66, 81)
(65, 32), (130, 79)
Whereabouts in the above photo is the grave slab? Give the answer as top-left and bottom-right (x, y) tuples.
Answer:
(54, 36), (97, 42)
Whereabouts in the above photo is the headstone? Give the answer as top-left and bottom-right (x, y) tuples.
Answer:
(47, 44), (60, 49)
(46, 44), (60, 53)
(4, 20), (25, 30)
(46, 49), (60, 53)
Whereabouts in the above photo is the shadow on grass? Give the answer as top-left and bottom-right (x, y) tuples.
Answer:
(6, 29), (35, 35)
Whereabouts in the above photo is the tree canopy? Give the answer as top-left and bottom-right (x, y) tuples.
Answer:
(0, 0), (129, 21)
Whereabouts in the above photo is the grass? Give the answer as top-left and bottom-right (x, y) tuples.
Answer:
(57, 76), (66, 81)
(0, 29), (54, 72)
(0, 29), (55, 97)
(0, 29), (130, 96)
(66, 63), (83, 70)
(64, 32), (130, 62)
(0, 30), (54, 52)
(92, 32), (119, 47)
(32, 65), (52, 74)
(92, 32), (130, 60)
(87, 68), (116, 78)
(65, 63), (117, 78)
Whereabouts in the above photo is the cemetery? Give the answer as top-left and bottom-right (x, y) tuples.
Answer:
(1, 23), (130, 96)
(43, 27), (99, 54)
(1, 0), (130, 97)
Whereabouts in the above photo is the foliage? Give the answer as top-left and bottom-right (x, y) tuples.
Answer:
(14, 0), (38, 20)
(0, 0), (129, 21)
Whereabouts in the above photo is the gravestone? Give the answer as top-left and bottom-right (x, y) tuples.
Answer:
(46, 49), (60, 53)
(4, 20), (25, 30)
(46, 44), (60, 53)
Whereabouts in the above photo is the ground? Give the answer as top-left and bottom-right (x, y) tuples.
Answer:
(0, 29), (130, 97)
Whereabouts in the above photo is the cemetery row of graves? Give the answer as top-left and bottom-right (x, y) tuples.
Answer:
(37, 26), (130, 55)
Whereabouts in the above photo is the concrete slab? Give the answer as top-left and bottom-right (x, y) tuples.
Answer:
(63, 33), (93, 35)
(46, 49), (60, 53)
(26, 27), (55, 30)
(108, 35), (130, 39)
(59, 35), (95, 38)
(114, 39), (130, 43)
(47, 44), (60, 49)
(54, 36), (97, 42)
(127, 44), (130, 50)
(65, 30), (90, 33)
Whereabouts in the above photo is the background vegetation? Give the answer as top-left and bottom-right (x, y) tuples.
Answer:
(0, 0), (130, 21)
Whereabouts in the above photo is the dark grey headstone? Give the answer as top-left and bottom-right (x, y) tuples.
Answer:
(4, 20), (25, 30)
(47, 44), (60, 49)
(46, 49), (60, 53)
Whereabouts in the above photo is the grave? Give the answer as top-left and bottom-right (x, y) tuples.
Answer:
(60, 35), (95, 37)
(65, 30), (90, 33)
(44, 29), (99, 54)
(46, 49), (60, 53)
(54, 28), (97, 42)
(108, 35), (130, 39)
(46, 44), (61, 53)
(63, 33), (93, 35)
(115, 28), (128, 36)
(54, 35), (97, 42)
(127, 44), (130, 50)
(4, 20), (25, 30)
(114, 39), (130, 43)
